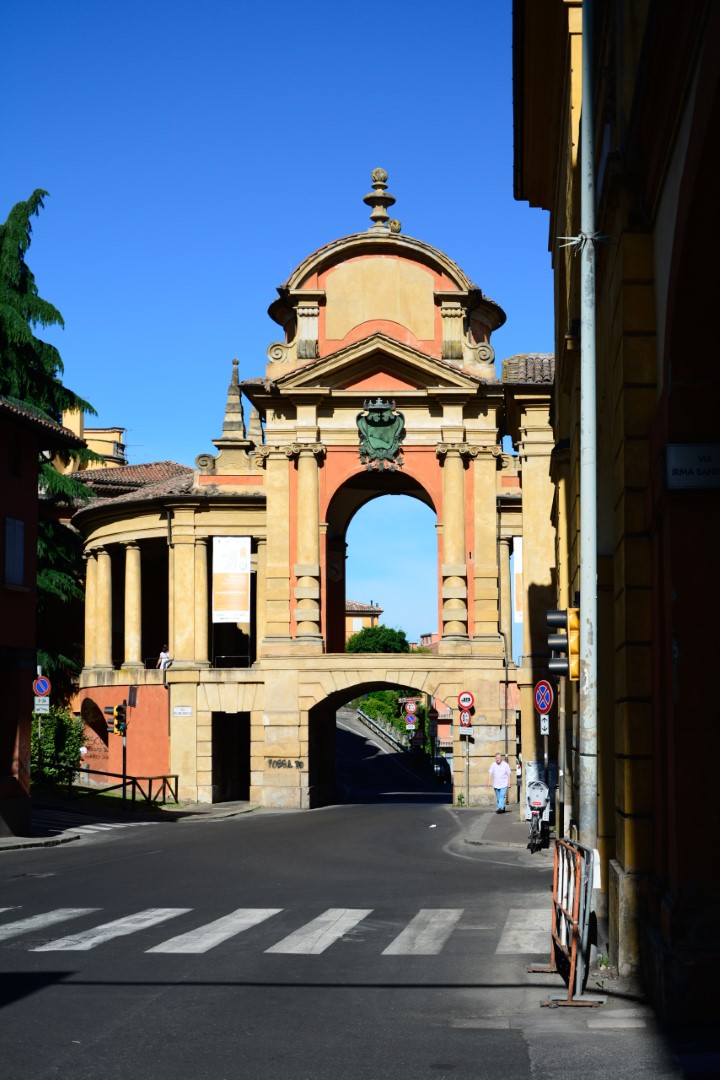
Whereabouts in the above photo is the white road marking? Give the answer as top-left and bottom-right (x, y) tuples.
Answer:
(0, 908), (99, 942)
(495, 908), (551, 953)
(265, 909), (372, 954)
(32, 908), (191, 951)
(382, 909), (464, 955)
(147, 908), (282, 953)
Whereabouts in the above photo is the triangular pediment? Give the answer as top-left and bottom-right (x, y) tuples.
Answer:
(272, 333), (485, 394)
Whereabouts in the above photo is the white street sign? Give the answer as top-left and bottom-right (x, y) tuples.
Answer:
(34, 697), (50, 714)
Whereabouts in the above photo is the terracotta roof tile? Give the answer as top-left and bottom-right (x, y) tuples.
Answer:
(502, 354), (555, 384)
(0, 396), (85, 448)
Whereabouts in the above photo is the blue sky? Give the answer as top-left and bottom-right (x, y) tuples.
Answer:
(3, 0), (552, 645)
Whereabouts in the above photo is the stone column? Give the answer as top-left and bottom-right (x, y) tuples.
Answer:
(294, 445), (324, 646)
(171, 538), (195, 665)
(95, 546), (113, 669)
(167, 544), (174, 662)
(83, 550), (97, 669)
(437, 445), (468, 641)
(255, 446), (292, 652)
(194, 538), (209, 666)
(123, 541), (143, 668)
(470, 444), (503, 645)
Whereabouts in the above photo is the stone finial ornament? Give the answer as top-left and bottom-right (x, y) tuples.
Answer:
(363, 168), (397, 231)
(221, 358), (246, 439)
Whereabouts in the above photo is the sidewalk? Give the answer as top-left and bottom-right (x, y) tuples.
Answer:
(456, 801), (536, 851)
(0, 790), (260, 853)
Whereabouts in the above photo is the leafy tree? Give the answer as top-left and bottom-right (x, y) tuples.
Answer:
(346, 624), (410, 654)
(1, 191), (100, 700)
(31, 707), (86, 784)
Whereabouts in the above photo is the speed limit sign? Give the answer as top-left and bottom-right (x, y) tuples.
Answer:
(458, 690), (474, 710)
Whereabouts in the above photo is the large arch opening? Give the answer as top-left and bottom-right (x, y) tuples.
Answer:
(324, 473), (437, 653)
(307, 682), (452, 809)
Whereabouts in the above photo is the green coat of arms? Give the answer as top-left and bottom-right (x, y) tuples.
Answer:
(356, 399), (405, 471)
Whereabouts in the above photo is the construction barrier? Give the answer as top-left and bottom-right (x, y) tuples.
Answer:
(527, 837), (605, 1007)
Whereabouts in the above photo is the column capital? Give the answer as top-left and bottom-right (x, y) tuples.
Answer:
(253, 442), (326, 467)
(436, 442), (501, 461)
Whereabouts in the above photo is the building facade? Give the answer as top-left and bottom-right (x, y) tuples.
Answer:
(0, 398), (84, 835)
(73, 173), (555, 812)
(513, 0), (720, 1025)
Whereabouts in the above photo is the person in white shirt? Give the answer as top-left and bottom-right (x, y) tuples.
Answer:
(156, 646), (170, 671)
(488, 752), (512, 813)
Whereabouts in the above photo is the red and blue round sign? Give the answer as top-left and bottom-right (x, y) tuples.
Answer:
(534, 679), (554, 714)
(33, 676), (51, 696)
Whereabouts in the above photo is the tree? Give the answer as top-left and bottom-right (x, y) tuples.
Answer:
(1, 191), (99, 701)
(31, 707), (86, 784)
(345, 624), (410, 654)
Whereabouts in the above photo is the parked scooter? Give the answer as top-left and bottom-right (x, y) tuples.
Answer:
(526, 778), (550, 853)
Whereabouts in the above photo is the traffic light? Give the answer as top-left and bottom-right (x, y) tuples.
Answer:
(104, 706), (115, 733)
(547, 608), (580, 680)
(113, 702), (127, 734)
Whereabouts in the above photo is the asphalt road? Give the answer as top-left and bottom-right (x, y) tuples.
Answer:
(0, 722), (691, 1080)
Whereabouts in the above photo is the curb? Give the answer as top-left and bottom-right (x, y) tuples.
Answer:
(0, 833), (81, 853)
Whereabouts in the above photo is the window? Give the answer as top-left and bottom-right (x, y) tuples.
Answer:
(4, 517), (24, 585)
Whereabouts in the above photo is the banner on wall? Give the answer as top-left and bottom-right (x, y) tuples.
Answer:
(512, 537), (524, 624)
(212, 537), (251, 623)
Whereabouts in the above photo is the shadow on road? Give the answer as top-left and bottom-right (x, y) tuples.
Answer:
(335, 724), (452, 806)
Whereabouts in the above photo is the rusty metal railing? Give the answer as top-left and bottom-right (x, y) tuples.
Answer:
(527, 837), (605, 1007)
(66, 768), (179, 806)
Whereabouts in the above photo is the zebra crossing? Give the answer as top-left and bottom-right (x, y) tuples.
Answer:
(0, 904), (551, 956)
(31, 809), (157, 838)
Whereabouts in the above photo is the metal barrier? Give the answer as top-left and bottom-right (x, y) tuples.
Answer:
(355, 709), (409, 752)
(67, 768), (179, 806)
(527, 837), (605, 1007)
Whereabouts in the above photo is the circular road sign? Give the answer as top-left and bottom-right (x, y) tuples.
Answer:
(459, 710), (472, 726)
(458, 690), (474, 710)
(534, 679), (554, 714)
(33, 676), (51, 696)
(405, 701), (417, 713)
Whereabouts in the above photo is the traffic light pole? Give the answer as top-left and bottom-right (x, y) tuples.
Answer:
(578, 0), (598, 852)
(122, 733), (127, 802)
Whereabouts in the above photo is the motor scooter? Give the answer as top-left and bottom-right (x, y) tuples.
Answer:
(526, 778), (550, 853)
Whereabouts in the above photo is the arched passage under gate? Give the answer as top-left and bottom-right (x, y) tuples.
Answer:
(307, 680), (442, 809)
